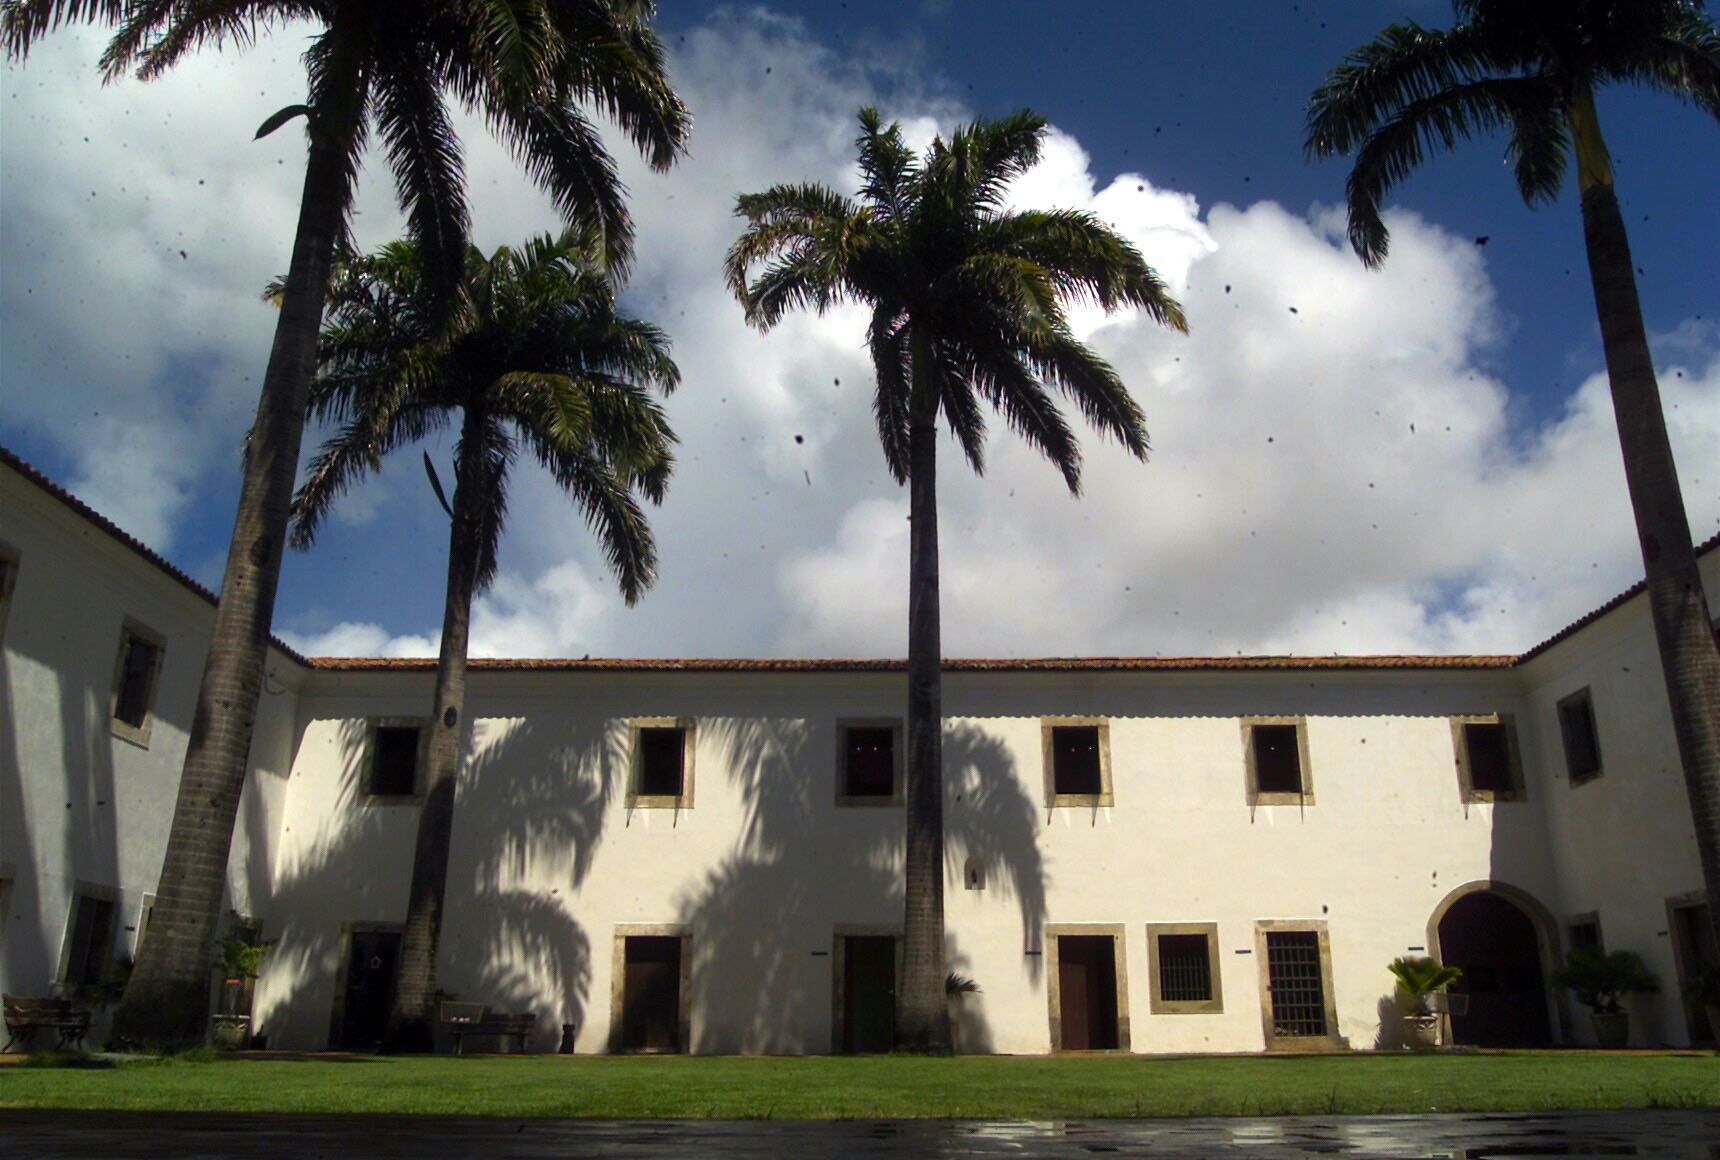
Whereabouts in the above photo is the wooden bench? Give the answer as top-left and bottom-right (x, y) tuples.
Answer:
(3, 994), (92, 1053)
(438, 1002), (536, 1054)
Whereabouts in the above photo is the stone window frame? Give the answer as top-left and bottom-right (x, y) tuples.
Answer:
(608, 922), (692, 1054)
(1254, 918), (1347, 1052)
(1451, 713), (1526, 803)
(0, 540), (18, 644)
(1556, 687), (1603, 786)
(363, 717), (428, 802)
(1044, 921), (1131, 1052)
(1146, 921), (1224, 1015)
(109, 618), (166, 748)
(626, 717), (697, 809)
(834, 718), (904, 807)
(830, 922), (902, 1053)
(1040, 717), (1114, 808)
(1242, 716), (1314, 806)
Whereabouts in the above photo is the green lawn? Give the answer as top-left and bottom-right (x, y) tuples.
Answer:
(2, 1052), (1716, 1118)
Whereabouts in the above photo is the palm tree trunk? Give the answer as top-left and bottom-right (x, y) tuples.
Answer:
(1571, 91), (1720, 946)
(111, 120), (351, 1048)
(898, 363), (949, 1051)
(385, 413), (486, 1052)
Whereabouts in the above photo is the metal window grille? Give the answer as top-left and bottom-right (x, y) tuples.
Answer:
(1265, 930), (1327, 1037)
(1157, 934), (1212, 1002)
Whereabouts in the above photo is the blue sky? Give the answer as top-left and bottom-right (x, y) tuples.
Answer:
(2, 2), (1716, 661)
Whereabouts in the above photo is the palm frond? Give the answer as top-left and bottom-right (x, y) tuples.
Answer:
(1341, 79), (1527, 265)
(868, 306), (913, 484)
(1305, 21), (1494, 159)
(374, 52), (469, 318)
(2, 0), (123, 59)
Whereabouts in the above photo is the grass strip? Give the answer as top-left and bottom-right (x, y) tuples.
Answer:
(2, 1052), (1716, 1119)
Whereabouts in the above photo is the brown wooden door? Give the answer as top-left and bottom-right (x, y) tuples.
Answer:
(1058, 935), (1119, 1050)
(621, 936), (682, 1051)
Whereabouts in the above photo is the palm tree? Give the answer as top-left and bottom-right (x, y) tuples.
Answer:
(288, 229), (677, 1050)
(725, 108), (1185, 1049)
(1307, 0), (1720, 949)
(3, 0), (688, 1046)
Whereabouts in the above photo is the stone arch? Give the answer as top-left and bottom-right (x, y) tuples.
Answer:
(1427, 879), (1561, 1047)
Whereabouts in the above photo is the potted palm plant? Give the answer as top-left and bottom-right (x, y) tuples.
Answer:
(1388, 956), (1462, 1049)
(1680, 961), (1720, 1045)
(211, 933), (273, 1050)
(1550, 947), (1658, 1049)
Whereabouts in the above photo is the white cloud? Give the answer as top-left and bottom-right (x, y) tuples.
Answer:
(6, 10), (1717, 665)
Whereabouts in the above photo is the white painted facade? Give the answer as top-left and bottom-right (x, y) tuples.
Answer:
(3, 448), (1716, 1054)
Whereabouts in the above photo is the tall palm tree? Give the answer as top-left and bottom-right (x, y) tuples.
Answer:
(725, 108), (1185, 1049)
(1307, 0), (1720, 944)
(289, 229), (678, 1050)
(2, 0), (688, 1046)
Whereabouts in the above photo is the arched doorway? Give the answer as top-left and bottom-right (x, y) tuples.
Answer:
(1432, 884), (1555, 1047)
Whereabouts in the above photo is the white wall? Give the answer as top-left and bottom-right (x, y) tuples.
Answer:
(1519, 547), (1720, 1046)
(0, 461), (299, 1006)
(258, 663), (1567, 1055)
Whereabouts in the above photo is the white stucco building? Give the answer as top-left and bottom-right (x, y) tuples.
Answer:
(4, 444), (1717, 1054)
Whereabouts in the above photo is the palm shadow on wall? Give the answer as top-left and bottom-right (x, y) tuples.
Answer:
(263, 714), (622, 1050)
(676, 717), (1046, 1053)
(436, 714), (623, 1047)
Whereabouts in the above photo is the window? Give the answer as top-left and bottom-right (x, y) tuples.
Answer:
(1567, 912), (1602, 952)
(1452, 715), (1523, 802)
(0, 541), (18, 642)
(628, 718), (695, 808)
(366, 720), (424, 798)
(610, 924), (690, 1052)
(1243, 717), (1312, 805)
(836, 720), (902, 805)
(1557, 688), (1602, 785)
(110, 620), (165, 745)
(61, 893), (117, 988)
(1256, 920), (1345, 1049)
(1041, 718), (1112, 806)
(1147, 922), (1223, 1014)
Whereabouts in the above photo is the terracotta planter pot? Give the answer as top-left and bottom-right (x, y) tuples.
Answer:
(1589, 1011), (1629, 1049)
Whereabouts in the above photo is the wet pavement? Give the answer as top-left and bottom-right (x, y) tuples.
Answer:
(1, 1108), (1716, 1158)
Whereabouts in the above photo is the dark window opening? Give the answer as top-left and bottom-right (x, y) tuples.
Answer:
(843, 727), (895, 797)
(1051, 725), (1102, 796)
(1251, 724), (1303, 795)
(1568, 921), (1601, 951)
(370, 725), (420, 796)
(1157, 933), (1214, 1003)
(1558, 691), (1601, 783)
(637, 728), (686, 798)
(1265, 930), (1327, 1038)
(1464, 722), (1513, 793)
(65, 896), (116, 987)
(113, 632), (161, 729)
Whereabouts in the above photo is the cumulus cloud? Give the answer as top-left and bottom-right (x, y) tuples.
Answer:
(5, 10), (1716, 662)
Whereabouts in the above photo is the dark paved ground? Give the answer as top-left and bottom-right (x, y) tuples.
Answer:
(1, 1108), (1716, 1158)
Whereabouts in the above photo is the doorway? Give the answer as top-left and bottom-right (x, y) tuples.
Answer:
(838, 934), (896, 1053)
(619, 935), (684, 1052)
(335, 928), (400, 1051)
(1437, 890), (1552, 1047)
(1669, 897), (1719, 1045)
(1056, 934), (1121, 1050)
